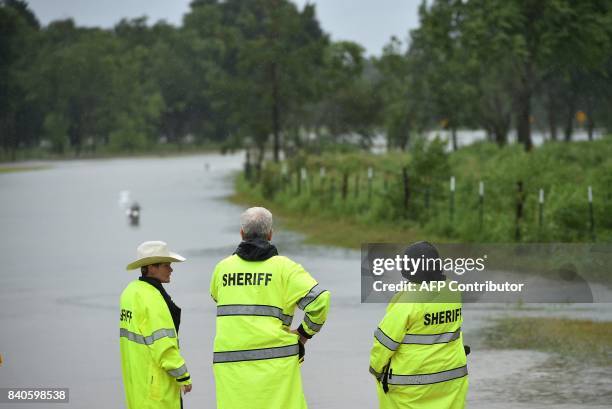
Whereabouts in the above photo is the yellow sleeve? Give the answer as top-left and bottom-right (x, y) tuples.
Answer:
(285, 259), (331, 338)
(210, 263), (219, 303)
(369, 301), (411, 379)
(139, 295), (192, 386)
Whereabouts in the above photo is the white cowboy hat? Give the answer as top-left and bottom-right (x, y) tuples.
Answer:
(126, 241), (186, 270)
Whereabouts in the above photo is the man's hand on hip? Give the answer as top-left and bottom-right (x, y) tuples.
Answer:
(290, 328), (308, 345)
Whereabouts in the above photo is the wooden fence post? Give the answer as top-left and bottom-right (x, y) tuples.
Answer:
(342, 172), (348, 200)
(515, 180), (524, 241)
(244, 150), (252, 181)
(402, 167), (410, 214)
(330, 177), (336, 201)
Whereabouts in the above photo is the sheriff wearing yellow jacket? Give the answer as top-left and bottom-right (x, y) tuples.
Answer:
(120, 241), (192, 409)
(210, 207), (331, 409)
(370, 242), (468, 409)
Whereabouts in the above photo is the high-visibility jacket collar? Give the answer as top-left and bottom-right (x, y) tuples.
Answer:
(139, 277), (181, 332)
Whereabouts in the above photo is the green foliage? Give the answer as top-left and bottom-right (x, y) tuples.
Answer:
(376, 0), (612, 150)
(0, 1), (39, 159)
(2, 0), (612, 162)
(3, 1), (327, 158)
(42, 113), (69, 153)
(238, 139), (612, 243)
(109, 115), (148, 152)
(485, 317), (612, 365)
(307, 41), (381, 148)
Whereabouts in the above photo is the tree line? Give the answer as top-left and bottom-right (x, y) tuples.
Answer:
(378, 0), (612, 151)
(1, 0), (612, 161)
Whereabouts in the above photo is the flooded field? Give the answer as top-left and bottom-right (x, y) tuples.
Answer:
(0, 153), (610, 408)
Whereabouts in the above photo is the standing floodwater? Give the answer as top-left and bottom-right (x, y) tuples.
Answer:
(0, 154), (610, 408)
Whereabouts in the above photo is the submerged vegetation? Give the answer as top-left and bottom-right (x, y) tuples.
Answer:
(0, 164), (49, 173)
(484, 317), (612, 365)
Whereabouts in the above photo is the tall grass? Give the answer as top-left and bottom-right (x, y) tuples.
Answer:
(484, 317), (612, 364)
(237, 137), (612, 243)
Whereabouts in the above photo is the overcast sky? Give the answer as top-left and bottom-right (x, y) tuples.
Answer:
(26, 0), (421, 56)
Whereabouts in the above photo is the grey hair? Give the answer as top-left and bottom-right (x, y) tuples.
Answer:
(240, 207), (273, 240)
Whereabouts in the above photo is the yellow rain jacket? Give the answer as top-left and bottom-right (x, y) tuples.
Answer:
(120, 279), (191, 409)
(370, 285), (468, 409)
(210, 241), (330, 409)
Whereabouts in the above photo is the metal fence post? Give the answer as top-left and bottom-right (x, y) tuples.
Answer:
(479, 181), (484, 231)
(449, 176), (455, 223)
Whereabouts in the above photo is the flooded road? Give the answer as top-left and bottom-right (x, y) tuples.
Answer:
(0, 154), (610, 408)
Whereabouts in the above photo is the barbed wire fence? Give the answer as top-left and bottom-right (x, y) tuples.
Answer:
(244, 158), (605, 242)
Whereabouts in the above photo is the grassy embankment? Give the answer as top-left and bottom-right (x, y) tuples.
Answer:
(484, 317), (612, 365)
(0, 165), (50, 173)
(234, 137), (612, 246)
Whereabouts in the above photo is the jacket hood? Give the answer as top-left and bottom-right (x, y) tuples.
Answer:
(401, 241), (447, 283)
(234, 238), (278, 261)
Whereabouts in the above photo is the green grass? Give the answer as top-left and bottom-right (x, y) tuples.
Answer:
(484, 317), (612, 365)
(0, 165), (50, 173)
(237, 138), (612, 244)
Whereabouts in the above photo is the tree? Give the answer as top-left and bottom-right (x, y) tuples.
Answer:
(0, 1), (39, 159)
(42, 113), (69, 153)
(181, 1), (236, 144)
(309, 41), (381, 149)
(408, 0), (480, 151)
(197, 0), (328, 164)
(461, 0), (612, 150)
(375, 37), (415, 150)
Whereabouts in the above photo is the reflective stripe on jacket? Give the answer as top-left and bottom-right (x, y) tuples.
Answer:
(369, 286), (468, 409)
(210, 254), (330, 409)
(120, 280), (191, 409)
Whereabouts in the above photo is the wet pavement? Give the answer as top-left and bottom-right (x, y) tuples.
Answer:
(0, 154), (610, 408)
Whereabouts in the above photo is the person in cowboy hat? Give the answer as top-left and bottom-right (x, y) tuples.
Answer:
(119, 241), (193, 409)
